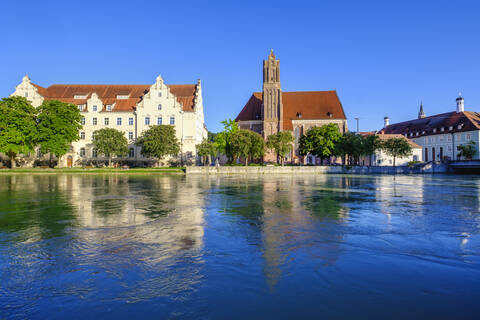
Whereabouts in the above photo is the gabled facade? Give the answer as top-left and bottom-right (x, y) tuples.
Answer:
(379, 95), (480, 161)
(235, 51), (348, 163)
(11, 75), (207, 166)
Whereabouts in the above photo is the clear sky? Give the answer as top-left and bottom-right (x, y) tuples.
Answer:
(1, 0), (479, 133)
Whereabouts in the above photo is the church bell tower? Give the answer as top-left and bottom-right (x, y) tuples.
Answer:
(262, 50), (283, 137)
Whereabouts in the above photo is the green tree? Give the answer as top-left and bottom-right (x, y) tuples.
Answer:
(266, 131), (294, 165)
(335, 132), (365, 165)
(207, 131), (217, 142)
(214, 119), (239, 162)
(0, 96), (37, 168)
(299, 124), (341, 164)
(230, 129), (264, 165)
(196, 139), (217, 165)
(36, 100), (83, 167)
(93, 128), (128, 167)
(457, 141), (476, 160)
(381, 137), (412, 167)
(361, 134), (382, 166)
(137, 125), (180, 164)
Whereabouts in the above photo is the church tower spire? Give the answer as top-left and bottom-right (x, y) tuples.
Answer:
(262, 50), (283, 137)
(418, 101), (425, 119)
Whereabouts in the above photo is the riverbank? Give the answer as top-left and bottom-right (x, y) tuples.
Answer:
(0, 167), (185, 174)
(187, 162), (449, 175)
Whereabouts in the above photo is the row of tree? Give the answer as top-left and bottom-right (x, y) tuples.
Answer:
(0, 97), (181, 168)
(198, 121), (414, 167)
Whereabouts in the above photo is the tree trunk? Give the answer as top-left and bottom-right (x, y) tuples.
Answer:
(49, 153), (53, 168)
(10, 154), (16, 169)
(245, 157), (248, 166)
(393, 156), (396, 168)
(109, 157), (112, 168)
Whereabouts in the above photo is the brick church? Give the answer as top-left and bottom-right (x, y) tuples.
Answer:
(235, 51), (348, 164)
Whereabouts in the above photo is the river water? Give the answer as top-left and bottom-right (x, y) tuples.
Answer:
(0, 174), (479, 319)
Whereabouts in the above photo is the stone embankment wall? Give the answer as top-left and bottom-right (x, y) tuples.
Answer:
(186, 163), (449, 175)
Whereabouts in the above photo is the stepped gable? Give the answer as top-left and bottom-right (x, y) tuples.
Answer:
(30, 83), (197, 112)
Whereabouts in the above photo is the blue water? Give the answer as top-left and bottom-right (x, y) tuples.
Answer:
(0, 174), (479, 319)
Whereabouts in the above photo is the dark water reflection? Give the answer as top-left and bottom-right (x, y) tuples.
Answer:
(0, 174), (479, 319)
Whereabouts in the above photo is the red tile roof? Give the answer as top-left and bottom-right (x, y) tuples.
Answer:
(235, 90), (347, 130)
(379, 111), (480, 136)
(31, 83), (197, 112)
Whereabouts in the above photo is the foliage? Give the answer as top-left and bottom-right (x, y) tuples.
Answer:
(299, 124), (341, 163)
(207, 131), (217, 142)
(214, 119), (239, 162)
(457, 141), (476, 160)
(36, 99), (83, 166)
(196, 139), (217, 165)
(335, 132), (364, 165)
(230, 129), (265, 165)
(93, 128), (128, 166)
(362, 134), (382, 166)
(137, 125), (180, 162)
(0, 96), (37, 168)
(381, 137), (412, 167)
(266, 131), (294, 165)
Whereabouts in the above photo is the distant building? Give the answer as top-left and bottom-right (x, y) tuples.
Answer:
(10, 75), (207, 166)
(359, 133), (422, 166)
(379, 94), (480, 161)
(235, 51), (348, 164)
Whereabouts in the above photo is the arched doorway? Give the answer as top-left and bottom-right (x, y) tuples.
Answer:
(67, 156), (73, 168)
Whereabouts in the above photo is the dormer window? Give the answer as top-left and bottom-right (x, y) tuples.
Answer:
(441, 127), (444, 132)
(416, 132), (419, 136)
(297, 112), (302, 118)
(117, 95), (129, 99)
(327, 112), (333, 118)
(433, 128), (437, 133)
(410, 133), (413, 137)
(74, 94), (87, 99)
(449, 126), (453, 131)
(106, 105), (112, 111)
(422, 130), (426, 134)
(458, 124), (463, 130)
(255, 113), (261, 120)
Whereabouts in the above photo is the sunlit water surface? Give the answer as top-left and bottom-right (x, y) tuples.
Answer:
(0, 174), (479, 319)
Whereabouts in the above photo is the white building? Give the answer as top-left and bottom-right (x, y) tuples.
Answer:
(380, 95), (480, 161)
(359, 133), (422, 166)
(11, 75), (208, 166)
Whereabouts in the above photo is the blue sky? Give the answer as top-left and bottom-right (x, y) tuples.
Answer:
(1, 0), (479, 132)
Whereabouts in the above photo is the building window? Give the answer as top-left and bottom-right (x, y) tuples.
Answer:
(441, 127), (445, 132)
(93, 117), (97, 125)
(145, 117), (150, 125)
(157, 117), (162, 125)
(449, 126), (453, 131)
(104, 118), (109, 125)
(447, 145), (452, 152)
(92, 149), (97, 158)
(128, 132), (133, 140)
(74, 94), (87, 99)
(93, 105), (97, 112)
(447, 135), (452, 142)
(416, 132), (419, 136)
(117, 117), (122, 125)
(433, 128), (437, 133)
(78, 105), (85, 111)
(129, 148), (135, 158)
(80, 132), (85, 140)
(128, 117), (134, 125)
(80, 148), (85, 157)
(431, 137), (435, 143)
(81, 117), (85, 125)
(106, 104), (112, 111)
(158, 92), (162, 97)
(158, 104), (162, 110)
(170, 116), (175, 125)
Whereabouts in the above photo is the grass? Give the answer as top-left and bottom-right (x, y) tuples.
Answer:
(0, 167), (186, 174)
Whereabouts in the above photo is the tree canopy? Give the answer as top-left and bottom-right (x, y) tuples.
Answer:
(214, 119), (239, 162)
(36, 99), (83, 166)
(93, 128), (128, 166)
(196, 139), (217, 165)
(381, 137), (412, 167)
(299, 124), (341, 163)
(230, 129), (264, 165)
(266, 131), (294, 165)
(0, 96), (37, 168)
(137, 125), (180, 162)
(335, 132), (365, 165)
(362, 134), (382, 166)
(457, 141), (476, 160)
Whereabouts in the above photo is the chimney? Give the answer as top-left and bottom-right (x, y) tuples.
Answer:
(384, 116), (390, 127)
(456, 93), (464, 113)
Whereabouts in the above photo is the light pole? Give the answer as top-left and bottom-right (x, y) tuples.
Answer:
(355, 117), (360, 133)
